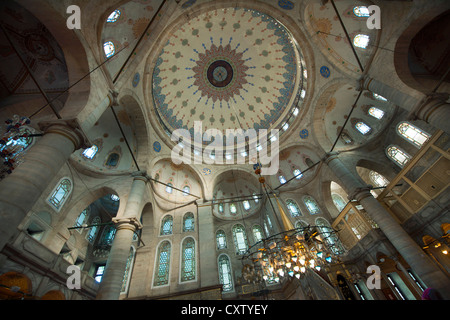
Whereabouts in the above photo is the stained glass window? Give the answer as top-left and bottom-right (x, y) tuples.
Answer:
(353, 6), (370, 17)
(355, 122), (371, 135)
(154, 241), (171, 286)
(353, 34), (370, 49)
(160, 215), (173, 235)
(183, 212), (195, 232)
(230, 203), (237, 214)
(293, 168), (303, 179)
(332, 194), (347, 212)
(0, 127), (33, 162)
(218, 254), (233, 292)
(86, 216), (100, 243)
(216, 230), (227, 249)
(243, 200), (250, 210)
(181, 237), (196, 282)
(368, 107), (385, 119)
(166, 183), (173, 194)
(121, 246), (135, 293)
(103, 41), (115, 58)
(74, 208), (88, 232)
(253, 193), (259, 203)
(218, 202), (224, 213)
(386, 145), (411, 167)
(252, 225), (264, 243)
(304, 196), (320, 215)
(48, 178), (72, 211)
(232, 224), (248, 255)
(279, 175), (287, 184)
(397, 122), (430, 148)
(105, 153), (120, 167)
(286, 199), (301, 217)
(100, 225), (116, 245)
(95, 265), (105, 283)
(341, 132), (353, 144)
(182, 185), (190, 196)
(107, 10), (121, 23)
(82, 145), (98, 159)
(369, 171), (390, 188)
(316, 218), (345, 255)
(110, 194), (120, 201)
(373, 93), (387, 101)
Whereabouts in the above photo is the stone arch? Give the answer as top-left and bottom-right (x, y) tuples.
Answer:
(394, 7), (450, 94)
(14, 0), (91, 119)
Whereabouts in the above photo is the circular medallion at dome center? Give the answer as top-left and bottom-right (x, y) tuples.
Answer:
(207, 60), (233, 88)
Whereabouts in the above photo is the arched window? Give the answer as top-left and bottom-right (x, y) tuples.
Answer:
(182, 185), (190, 196)
(165, 183), (173, 194)
(369, 171), (390, 188)
(373, 92), (387, 101)
(107, 10), (121, 23)
(100, 225), (116, 246)
(0, 126), (34, 163)
(86, 216), (101, 243)
(355, 122), (371, 135)
(160, 215), (173, 235)
(332, 194), (347, 212)
(293, 168), (303, 180)
(105, 153), (120, 168)
(218, 202), (224, 213)
(386, 145), (411, 167)
(286, 199), (301, 217)
(183, 212), (195, 232)
(295, 220), (308, 230)
(74, 208), (89, 233)
(252, 225), (264, 243)
(243, 200), (250, 211)
(121, 246), (135, 294)
(48, 178), (72, 211)
(368, 107), (385, 120)
(110, 194), (120, 201)
(103, 41), (115, 58)
(232, 224), (248, 255)
(216, 230), (227, 250)
(154, 241), (171, 286)
(353, 6), (370, 17)
(278, 175), (287, 184)
(253, 193), (259, 203)
(340, 132), (353, 144)
(181, 237), (196, 282)
(218, 254), (233, 292)
(304, 196), (320, 215)
(353, 34), (370, 49)
(316, 218), (345, 255)
(397, 122), (431, 148)
(230, 203), (237, 214)
(82, 145), (98, 159)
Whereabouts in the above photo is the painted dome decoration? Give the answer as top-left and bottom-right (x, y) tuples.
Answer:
(152, 7), (306, 147)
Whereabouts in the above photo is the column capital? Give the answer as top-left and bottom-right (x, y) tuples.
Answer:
(415, 93), (450, 122)
(112, 216), (143, 231)
(132, 170), (148, 182)
(38, 118), (91, 150)
(347, 186), (372, 202)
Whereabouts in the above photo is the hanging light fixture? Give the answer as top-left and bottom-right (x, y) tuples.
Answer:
(240, 163), (343, 285)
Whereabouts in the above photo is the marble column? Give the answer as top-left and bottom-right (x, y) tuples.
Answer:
(324, 153), (450, 299)
(96, 173), (147, 300)
(196, 199), (219, 287)
(361, 77), (450, 134)
(0, 118), (89, 252)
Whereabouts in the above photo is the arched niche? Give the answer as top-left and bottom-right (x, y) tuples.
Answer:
(394, 8), (450, 94)
(264, 144), (322, 191)
(10, 0), (91, 119)
(150, 158), (204, 209)
(313, 82), (397, 152)
(212, 169), (261, 221)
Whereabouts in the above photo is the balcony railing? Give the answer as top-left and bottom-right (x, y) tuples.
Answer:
(377, 130), (449, 223)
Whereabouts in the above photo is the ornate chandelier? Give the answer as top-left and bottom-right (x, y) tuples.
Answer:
(240, 163), (342, 285)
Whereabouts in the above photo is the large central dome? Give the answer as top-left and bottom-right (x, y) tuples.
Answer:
(152, 7), (306, 146)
